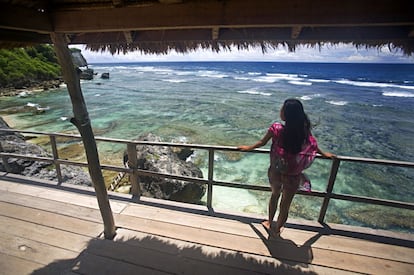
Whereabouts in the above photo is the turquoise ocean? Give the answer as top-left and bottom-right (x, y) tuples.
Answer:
(1, 62), (413, 232)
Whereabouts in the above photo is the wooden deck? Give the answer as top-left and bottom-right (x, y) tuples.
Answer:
(0, 173), (413, 275)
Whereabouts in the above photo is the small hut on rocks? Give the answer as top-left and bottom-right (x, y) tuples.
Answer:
(1, 0), (413, 239)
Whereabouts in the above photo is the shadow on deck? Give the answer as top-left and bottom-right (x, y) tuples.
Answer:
(0, 172), (413, 274)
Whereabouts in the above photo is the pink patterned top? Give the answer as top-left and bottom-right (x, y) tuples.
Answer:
(268, 122), (318, 176)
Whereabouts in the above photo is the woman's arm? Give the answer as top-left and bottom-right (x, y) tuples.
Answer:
(317, 147), (336, 158)
(238, 131), (273, 151)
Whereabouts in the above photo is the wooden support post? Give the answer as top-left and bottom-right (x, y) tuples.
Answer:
(127, 143), (140, 198)
(207, 148), (214, 209)
(318, 158), (340, 223)
(50, 33), (116, 239)
(49, 135), (63, 184)
(0, 142), (11, 172)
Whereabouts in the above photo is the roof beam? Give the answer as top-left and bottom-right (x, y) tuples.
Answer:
(68, 26), (414, 45)
(0, 3), (52, 33)
(52, 0), (414, 33)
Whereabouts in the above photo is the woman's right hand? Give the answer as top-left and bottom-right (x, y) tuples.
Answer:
(237, 145), (252, 151)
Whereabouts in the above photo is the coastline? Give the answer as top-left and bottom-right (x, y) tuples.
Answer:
(0, 79), (64, 97)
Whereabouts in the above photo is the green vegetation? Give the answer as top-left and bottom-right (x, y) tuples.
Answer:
(0, 45), (61, 88)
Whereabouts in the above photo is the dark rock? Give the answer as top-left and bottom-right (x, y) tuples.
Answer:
(101, 72), (110, 79)
(0, 117), (91, 186)
(125, 133), (205, 204)
(80, 68), (94, 80)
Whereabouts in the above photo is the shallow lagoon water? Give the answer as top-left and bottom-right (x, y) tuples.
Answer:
(1, 61), (413, 232)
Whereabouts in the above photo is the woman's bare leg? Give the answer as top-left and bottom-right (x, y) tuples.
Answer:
(262, 168), (282, 232)
(274, 188), (296, 234)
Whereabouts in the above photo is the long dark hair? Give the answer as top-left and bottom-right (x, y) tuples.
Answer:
(280, 99), (311, 154)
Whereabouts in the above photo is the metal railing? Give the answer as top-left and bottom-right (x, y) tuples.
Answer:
(1, 128), (414, 223)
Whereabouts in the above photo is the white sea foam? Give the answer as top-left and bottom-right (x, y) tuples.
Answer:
(382, 91), (414, 98)
(288, 80), (312, 86)
(326, 100), (348, 106)
(251, 73), (304, 83)
(198, 70), (228, 78)
(335, 79), (414, 90)
(247, 72), (261, 76)
(252, 76), (280, 83)
(60, 117), (69, 121)
(237, 89), (272, 96)
(162, 79), (188, 83)
(300, 93), (322, 101)
(308, 78), (331, 83)
(266, 73), (301, 81)
(26, 102), (50, 111)
(174, 71), (194, 76)
(36, 106), (50, 111)
(26, 102), (39, 108)
(234, 76), (251, 81)
(17, 91), (30, 98)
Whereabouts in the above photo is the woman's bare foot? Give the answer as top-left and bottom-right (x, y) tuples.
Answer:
(262, 220), (280, 238)
(261, 220), (271, 231)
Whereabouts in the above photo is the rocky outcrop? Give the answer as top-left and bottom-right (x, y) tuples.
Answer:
(125, 133), (205, 204)
(79, 68), (94, 80)
(0, 117), (91, 186)
(101, 72), (110, 79)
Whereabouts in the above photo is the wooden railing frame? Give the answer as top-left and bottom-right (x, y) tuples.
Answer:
(1, 128), (413, 223)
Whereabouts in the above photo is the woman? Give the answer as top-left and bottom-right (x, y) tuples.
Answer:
(238, 98), (335, 236)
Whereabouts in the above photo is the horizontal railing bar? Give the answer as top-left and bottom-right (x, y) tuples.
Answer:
(136, 169), (208, 185)
(213, 180), (270, 191)
(336, 155), (414, 168)
(0, 128), (81, 138)
(0, 152), (54, 163)
(100, 164), (133, 173)
(297, 190), (328, 198)
(330, 193), (414, 210)
(2, 128), (413, 166)
(3, 149), (410, 209)
(58, 159), (89, 167)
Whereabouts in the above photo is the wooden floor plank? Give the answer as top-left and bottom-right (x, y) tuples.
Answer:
(0, 191), (104, 223)
(0, 232), (78, 269)
(113, 228), (357, 275)
(0, 175), (413, 275)
(72, 252), (169, 275)
(281, 228), (414, 264)
(86, 235), (261, 275)
(0, 179), (127, 213)
(123, 202), (414, 264)
(122, 202), (260, 237)
(0, 252), (43, 275)
(116, 213), (413, 274)
(0, 216), (92, 253)
(0, 201), (103, 237)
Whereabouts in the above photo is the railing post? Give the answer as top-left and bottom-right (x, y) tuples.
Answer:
(49, 135), (63, 184)
(0, 142), (11, 172)
(318, 158), (340, 223)
(127, 143), (141, 199)
(207, 148), (214, 209)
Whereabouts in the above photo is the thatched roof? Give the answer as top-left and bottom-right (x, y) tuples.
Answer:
(1, 0), (414, 55)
